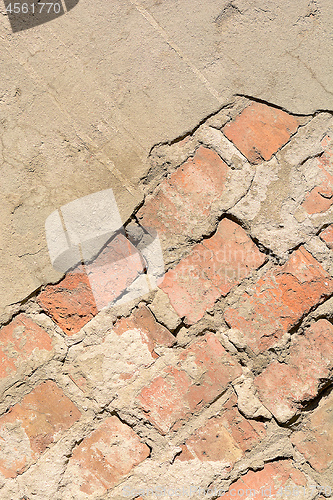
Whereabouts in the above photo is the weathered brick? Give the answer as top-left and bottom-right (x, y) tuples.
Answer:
(0, 314), (53, 380)
(320, 224), (333, 249)
(67, 416), (149, 495)
(159, 218), (266, 324)
(254, 320), (333, 422)
(291, 391), (333, 472)
(138, 333), (242, 434)
(37, 234), (144, 335)
(137, 146), (230, 242)
(0, 381), (81, 478)
(66, 305), (173, 404)
(37, 266), (97, 335)
(302, 135), (333, 214)
(217, 460), (308, 499)
(225, 246), (333, 353)
(222, 102), (299, 164)
(177, 396), (265, 467)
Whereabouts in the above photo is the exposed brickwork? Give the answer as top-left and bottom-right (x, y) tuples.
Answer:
(254, 319), (333, 422)
(67, 416), (149, 495)
(0, 314), (53, 380)
(138, 333), (242, 434)
(217, 460), (308, 499)
(160, 218), (266, 324)
(177, 396), (266, 467)
(137, 146), (230, 242)
(0, 381), (81, 478)
(225, 246), (333, 353)
(320, 224), (333, 249)
(291, 391), (333, 472)
(1, 103), (332, 499)
(222, 102), (299, 164)
(302, 135), (333, 214)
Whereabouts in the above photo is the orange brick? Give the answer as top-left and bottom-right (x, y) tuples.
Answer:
(255, 320), (333, 422)
(159, 219), (266, 324)
(177, 396), (265, 467)
(37, 266), (97, 335)
(68, 416), (149, 495)
(320, 224), (333, 249)
(37, 234), (144, 335)
(0, 314), (53, 380)
(225, 246), (333, 353)
(292, 391), (333, 472)
(0, 381), (81, 478)
(137, 146), (230, 241)
(222, 102), (299, 164)
(138, 333), (242, 434)
(217, 460), (308, 499)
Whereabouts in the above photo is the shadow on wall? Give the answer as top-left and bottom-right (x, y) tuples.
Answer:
(3, 0), (80, 32)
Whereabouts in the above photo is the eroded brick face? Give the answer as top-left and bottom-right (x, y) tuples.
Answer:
(138, 333), (242, 434)
(0, 314), (53, 380)
(159, 218), (266, 324)
(217, 460), (308, 499)
(320, 224), (333, 249)
(67, 416), (149, 495)
(137, 146), (230, 242)
(291, 391), (333, 472)
(225, 246), (333, 353)
(0, 381), (81, 478)
(177, 396), (266, 467)
(254, 319), (333, 422)
(222, 102), (299, 163)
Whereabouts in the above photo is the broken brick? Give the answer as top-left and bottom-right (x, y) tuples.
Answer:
(137, 146), (230, 242)
(0, 314), (53, 380)
(138, 333), (242, 434)
(225, 246), (333, 353)
(159, 218), (266, 324)
(67, 416), (149, 495)
(37, 234), (144, 335)
(177, 396), (265, 466)
(320, 224), (333, 249)
(254, 319), (333, 422)
(0, 381), (81, 478)
(291, 390), (333, 472)
(217, 460), (308, 499)
(222, 102), (299, 164)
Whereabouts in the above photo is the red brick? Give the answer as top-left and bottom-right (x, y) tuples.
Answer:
(225, 246), (333, 353)
(291, 391), (333, 472)
(37, 234), (144, 335)
(68, 416), (149, 495)
(137, 146), (230, 240)
(159, 219), (266, 324)
(222, 102), (299, 164)
(255, 320), (333, 422)
(0, 381), (81, 478)
(37, 266), (97, 335)
(320, 224), (333, 249)
(113, 304), (176, 357)
(138, 333), (242, 434)
(177, 396), (265, 466)
(302, 135), (333, 214)
(0, 314), (53, 380)
(217, 460), (308, 499)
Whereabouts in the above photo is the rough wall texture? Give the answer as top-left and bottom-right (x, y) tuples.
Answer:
(0, 98), (332, 499)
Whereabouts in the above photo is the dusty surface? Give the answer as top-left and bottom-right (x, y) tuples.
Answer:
(0, 0), (333, 320)
(0, 99), (332, 499)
